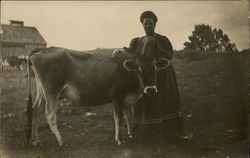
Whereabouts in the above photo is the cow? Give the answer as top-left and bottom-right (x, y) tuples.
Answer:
(2, 56), (27, 71)
(18, 55), (28, 70)
(26, 47), (170, 147)
(1, 57), (12, 71)
(0, 58), (4, 70)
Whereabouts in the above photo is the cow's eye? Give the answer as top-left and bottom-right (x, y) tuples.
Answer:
(155, 58), (170, 70)
(127, 62), (138, 70)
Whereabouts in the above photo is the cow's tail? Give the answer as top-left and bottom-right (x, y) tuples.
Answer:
(26, 54), (33, 144)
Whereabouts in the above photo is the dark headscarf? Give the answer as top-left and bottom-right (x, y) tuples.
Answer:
(140, 11), (158, 24)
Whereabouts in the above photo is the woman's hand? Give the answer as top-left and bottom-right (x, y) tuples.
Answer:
(112, 49), (125, 57)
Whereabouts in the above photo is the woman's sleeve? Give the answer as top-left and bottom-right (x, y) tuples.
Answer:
(122, 47), (134, 54)
(156, 35), (173, 60)
(123, 37), (140, 54)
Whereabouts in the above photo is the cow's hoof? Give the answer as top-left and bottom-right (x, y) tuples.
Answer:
(180, 133), (193, 140)
(58, 141), (63, 147)
(117, 141), (122, 146)
(117, 140), (124, 146)
(31, 140), (41, 147)
(169, 144), (177, 151)
(128, 134), (134, 140)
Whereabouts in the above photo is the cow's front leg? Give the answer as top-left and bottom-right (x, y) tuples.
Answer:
(124, 92), (143, 140)
(113, 100), (123, 146)
(123, 103), (133, 139)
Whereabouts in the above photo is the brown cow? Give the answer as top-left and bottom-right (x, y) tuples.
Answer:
(26, 47), (170, 146)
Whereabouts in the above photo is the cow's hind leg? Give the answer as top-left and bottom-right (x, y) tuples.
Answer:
(113, 99), (123, 146)
(44, 98), (63, 147)
(31, 92), (45, 146)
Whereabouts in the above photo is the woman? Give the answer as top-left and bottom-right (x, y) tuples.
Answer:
(113, 11), (188, 144)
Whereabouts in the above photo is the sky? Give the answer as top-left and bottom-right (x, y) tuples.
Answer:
(1, 1), (249, 51)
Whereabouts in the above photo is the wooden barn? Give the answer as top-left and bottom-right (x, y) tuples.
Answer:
(0, 20), (47, 59)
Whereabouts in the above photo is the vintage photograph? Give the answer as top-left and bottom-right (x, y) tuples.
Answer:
(0, 1), (249, 158)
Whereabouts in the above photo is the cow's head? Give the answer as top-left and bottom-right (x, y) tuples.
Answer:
(123, 57), (170, 95)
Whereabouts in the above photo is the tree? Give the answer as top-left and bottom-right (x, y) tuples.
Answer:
(184, 24), (238, 53)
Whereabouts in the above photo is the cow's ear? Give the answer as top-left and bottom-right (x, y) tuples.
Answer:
(155, 58), (170, 70)
(123, 59), (139, 71)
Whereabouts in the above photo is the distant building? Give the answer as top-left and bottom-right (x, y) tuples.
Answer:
(0, 20), (47, 59)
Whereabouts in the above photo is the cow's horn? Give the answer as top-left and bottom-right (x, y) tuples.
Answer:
(155, 58), (170, 70)
(123, 59), (137, 72)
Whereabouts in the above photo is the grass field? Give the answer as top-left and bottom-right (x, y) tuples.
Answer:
(0, 50), (248, 158)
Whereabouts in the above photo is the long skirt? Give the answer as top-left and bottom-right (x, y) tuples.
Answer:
(133, 64), (185, 144)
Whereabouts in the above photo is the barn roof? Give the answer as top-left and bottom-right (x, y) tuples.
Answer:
(0, 24), (47, 45)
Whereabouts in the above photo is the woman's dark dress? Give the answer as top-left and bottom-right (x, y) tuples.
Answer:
(124, 33), (185, 144)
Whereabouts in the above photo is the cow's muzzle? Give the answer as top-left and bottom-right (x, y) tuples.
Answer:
(144, 85), (158, 95)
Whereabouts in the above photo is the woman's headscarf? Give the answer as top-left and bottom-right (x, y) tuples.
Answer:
(140, 11), (158, 24)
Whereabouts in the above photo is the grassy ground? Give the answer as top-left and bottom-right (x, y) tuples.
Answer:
(0, 50), (248, 158)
